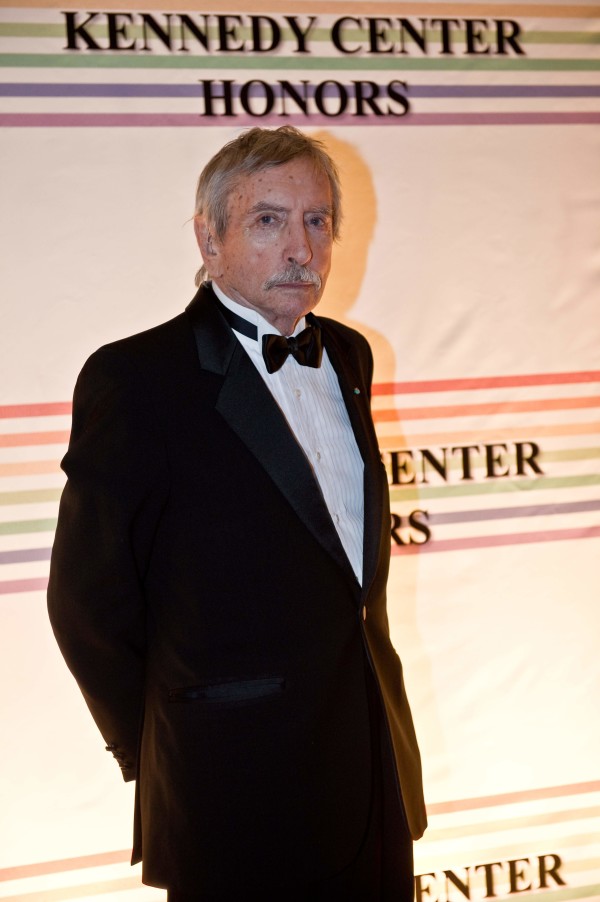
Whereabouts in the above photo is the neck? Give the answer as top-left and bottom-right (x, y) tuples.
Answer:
(211, 282), (309, 337)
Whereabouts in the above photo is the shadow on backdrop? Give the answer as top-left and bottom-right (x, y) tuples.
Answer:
(313, 131), (396, 385)
(315, 130), (448, 791)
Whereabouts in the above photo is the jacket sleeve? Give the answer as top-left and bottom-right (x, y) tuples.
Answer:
(47, 344), (169, 780)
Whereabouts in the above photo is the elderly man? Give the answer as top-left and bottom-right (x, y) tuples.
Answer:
(48, 126), (426, 900)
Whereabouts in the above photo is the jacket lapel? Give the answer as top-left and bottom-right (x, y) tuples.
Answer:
(186, 286), (357, 587)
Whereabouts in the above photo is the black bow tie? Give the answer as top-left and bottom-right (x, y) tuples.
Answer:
(262, 325), (323, 374)
(214, 298), (323, 375)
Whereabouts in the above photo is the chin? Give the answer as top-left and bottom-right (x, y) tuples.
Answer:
(294, 285), (323, 305)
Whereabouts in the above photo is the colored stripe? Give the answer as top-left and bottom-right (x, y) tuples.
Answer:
(9, 855), (596, 901)
(392, 524), (600, 554)
(0, 461), (60, 476)
(0, 875), (142, 900)
(409, 85), (600, 96)
(389, 473), (600, 502)
(2, 0), (598, 16)
(0, 849), (130, 882)
(2, 112), (599, 128)
(2, 423), (598, 452)
(0, 488), (62, 505)
(3, 500), (599, 566)
(0, 576), (49, 594)
(4, 496), (600, 566)
(2, 426), (597, 450)
(1, 52), (600, 70)
(0, 402), (71, 418)
(3, 82), (600, 98)
(2, 22), (600, 45)
(0, 547), (51, 564)
(526, 31), (600, 45)
(0, 373), (596, 419)
(430, 498), (600, 524)
(0, 431), (69, 447)
(374, 395), (600, 423)
(424, 805), (600, 842)
(2, 424), (598, 451)
(544, 446), (600, 464)
(372, 370), (600, 395)
(0, 518), (57, 535)
(0, 782), (595, 881)
(378, 421), (600, 450)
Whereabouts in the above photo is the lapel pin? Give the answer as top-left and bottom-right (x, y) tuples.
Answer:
(353, 387), (361, 395)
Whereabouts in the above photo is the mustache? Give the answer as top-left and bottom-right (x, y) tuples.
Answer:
(263, 264), (322, 291)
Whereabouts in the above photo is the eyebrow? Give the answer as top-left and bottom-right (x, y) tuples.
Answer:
(248, 202), (288, 215)
(247, 201), (333, 218)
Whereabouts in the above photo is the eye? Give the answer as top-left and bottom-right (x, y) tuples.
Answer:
(307, 213), (331, 230)
(258, 213), (277, 226)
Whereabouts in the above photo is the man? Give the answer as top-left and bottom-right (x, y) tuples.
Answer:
(48, 126), (426, 900)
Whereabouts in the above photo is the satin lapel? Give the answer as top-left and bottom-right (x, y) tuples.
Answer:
(318, 319), (386, 600)
(186, 287), (357, 585)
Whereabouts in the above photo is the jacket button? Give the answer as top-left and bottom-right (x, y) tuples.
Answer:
(362, 605), (367, 621)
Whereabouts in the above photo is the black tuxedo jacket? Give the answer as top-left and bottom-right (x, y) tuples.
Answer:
(48, 284), (426, 894)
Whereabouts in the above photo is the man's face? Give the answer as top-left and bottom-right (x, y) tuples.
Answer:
(197, 157), (334, 335)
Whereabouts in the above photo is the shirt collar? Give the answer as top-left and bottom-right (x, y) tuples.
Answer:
(211, 281), (306, 340)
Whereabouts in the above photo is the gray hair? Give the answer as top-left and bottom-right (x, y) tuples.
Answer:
(194, 126), (342, 286)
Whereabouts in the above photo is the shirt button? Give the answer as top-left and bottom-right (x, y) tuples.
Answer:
(362, 605), (367, 621)
(334, 513), (340, 525)
(316, 450), (321, 461)
(295, 388), (302, 398)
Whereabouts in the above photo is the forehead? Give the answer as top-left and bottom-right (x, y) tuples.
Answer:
(228, 158), (332, 212)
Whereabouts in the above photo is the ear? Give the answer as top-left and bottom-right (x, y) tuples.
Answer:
(194, 215), (223, 278)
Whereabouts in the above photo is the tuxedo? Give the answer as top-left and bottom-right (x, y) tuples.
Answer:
(48, 284), (426, 896)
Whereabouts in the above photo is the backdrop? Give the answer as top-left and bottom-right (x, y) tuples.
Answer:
(1, 0), (599, 899)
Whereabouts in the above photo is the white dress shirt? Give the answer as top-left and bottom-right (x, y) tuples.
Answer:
(212, 282), (365, 585)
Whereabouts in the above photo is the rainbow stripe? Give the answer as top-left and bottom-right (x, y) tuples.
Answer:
(0, 780), (597, 899)
(373, 369), (600, 554)
(1, 3), (599, 127)
(0, 368), (598, 595)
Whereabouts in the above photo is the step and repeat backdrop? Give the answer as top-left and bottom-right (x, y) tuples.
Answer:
(1, 0), (599, 899)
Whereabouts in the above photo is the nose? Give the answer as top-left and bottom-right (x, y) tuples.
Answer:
(285, 220), (312, 267)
